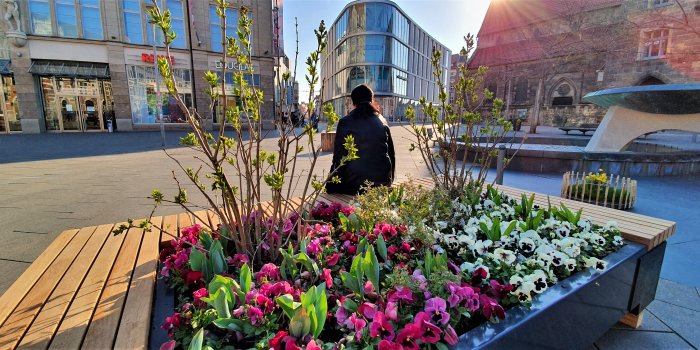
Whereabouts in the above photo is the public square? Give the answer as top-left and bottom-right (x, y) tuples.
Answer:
(1, 126), (699, 348)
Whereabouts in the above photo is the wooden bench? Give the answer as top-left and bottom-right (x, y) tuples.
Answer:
(0, 177), (674, 349)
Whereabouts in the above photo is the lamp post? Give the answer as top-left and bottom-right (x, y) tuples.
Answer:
(147, 2), (165, 147)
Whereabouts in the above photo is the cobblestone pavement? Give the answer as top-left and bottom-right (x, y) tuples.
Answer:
(0, 126), (698, 348)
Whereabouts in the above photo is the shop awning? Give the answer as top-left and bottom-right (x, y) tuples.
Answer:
(0, 59), (11, 75)
(28, 60), (110, 79)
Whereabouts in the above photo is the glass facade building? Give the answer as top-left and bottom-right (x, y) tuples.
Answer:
(322, 0), (450, 120)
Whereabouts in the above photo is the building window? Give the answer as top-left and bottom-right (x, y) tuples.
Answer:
(514, 79), (528, 104)
(127, 65), (192, 124)
(29, 0), (52, 35)
(123, 0), (143, 43)
(29, 0), (103, 39)
(210, 6), (238, 52)
(640, 29), (669, 60)
(80, 0), (103, 40)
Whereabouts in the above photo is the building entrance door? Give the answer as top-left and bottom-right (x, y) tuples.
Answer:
(0, 75), (21, 133)
(56, 95), (103, 132)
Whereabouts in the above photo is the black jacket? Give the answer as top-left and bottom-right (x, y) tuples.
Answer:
(326, 109), (395, 195)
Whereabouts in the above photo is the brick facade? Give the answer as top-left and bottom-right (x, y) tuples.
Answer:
(467, 0), (700, 128)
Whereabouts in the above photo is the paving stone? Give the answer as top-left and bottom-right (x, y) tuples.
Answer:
(613, 310), (671, 332)
(655, 278), (700, 312)
(595, 329), (693, 350)
(647, 300), (700, 348)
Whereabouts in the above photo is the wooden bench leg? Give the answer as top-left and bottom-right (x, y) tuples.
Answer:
(619, 310), (644, 328)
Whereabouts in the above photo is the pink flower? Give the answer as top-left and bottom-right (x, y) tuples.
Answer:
(229, 253), (249, 268)
(385, 301), (398, 321)
(378, 340), (402, 350)
(159, 340), (176, 350)
(305, 340), (321, 350)
(369, 312), (395, 340)
(411, 270), (428, 291)
(358, 302), (379, 319)
(363, 281), (375, 294)
(269, 331), (288, 350)
(161, 312), (181, 335)
(306, 239), (322, 257)
(335, 305), (350, 327)
(414, 312), (442, 343)
(192, 288), (209, 308)
(388, 286), (414, 303)
(321, 268), (333, 288)
(349, 313), (367, 341)
(444, 325), (459, 345)
(256, 263), (281, 283)
(396, 323), (421, 350)
(424, 297), (450, 325)
(248, 306), (264, 325)
(325, 253), (341, 267)
(489, 279), (514, 300)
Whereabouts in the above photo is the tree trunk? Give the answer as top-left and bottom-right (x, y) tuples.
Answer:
(529, 77), (544, 134)
(504, 77), (512, 119)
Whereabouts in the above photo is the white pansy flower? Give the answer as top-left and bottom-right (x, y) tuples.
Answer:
(584, 257), (607, 270)
(494, 248), (517, 265)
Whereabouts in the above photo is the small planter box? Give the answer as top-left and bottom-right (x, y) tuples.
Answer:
(561, 171), (637, 210)
(454, 241), (661, 349)
(321, 131), (336, 152)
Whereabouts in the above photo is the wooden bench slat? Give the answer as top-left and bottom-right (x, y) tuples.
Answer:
(81, 227), (145, 349)
(18, 225), (112, 349)
(0, 226), (95, 349)
(207, 210), (221, 228)
(114, 217), (163, 350)
(178, 212), (192, 236)
(0, 229), (79, 328)
(161, 214), (178, 244)
(48, 224), (126, 350)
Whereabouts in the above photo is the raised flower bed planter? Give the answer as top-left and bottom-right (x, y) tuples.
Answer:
(561, 171), (637, 210)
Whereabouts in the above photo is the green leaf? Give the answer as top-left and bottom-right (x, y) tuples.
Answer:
(363, 246), (380, 290)
(210, 240), (226, 275)
(294, 253), (320, 276)
(188, 328), (204, 350)
(338, 213), (349, 231)
(343, 298), (359, 313)
(211, 287), (231, 318)
(189, 249), (206, 272)
(307, 304), (318, 338)
(340, 271), (361, 295)
(503, 220), (517, 237)
(376, 234), (388, 261)
(240, 263), (251, 294)
(208, 275), (238, 305)
(276, 294), (301, 319)
(314, 289), (328, 337)
(435, 342), (449, 350)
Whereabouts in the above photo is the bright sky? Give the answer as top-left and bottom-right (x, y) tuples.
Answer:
(282, 0), (492, 102)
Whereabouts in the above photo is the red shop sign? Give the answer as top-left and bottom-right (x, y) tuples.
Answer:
(141, 53), (175, 64)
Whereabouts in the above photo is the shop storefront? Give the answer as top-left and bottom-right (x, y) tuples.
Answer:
(0, 59), (21, 133)
(30, 60), (112, 132)
(125, 48), (192, 126)
(208, 58), (261, 124)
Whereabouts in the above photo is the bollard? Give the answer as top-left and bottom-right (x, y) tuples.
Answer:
(496, 145), (506, 185)
(107, 119), (113, 133)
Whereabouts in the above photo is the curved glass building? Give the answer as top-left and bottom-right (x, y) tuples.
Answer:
(322, 0), (451, 120)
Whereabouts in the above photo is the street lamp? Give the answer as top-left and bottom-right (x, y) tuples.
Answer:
(147, 2), (165, 147)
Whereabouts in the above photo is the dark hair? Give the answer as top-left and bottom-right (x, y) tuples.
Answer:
(350, 84), (380, 115)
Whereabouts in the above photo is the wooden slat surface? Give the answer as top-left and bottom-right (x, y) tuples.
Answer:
(0, 226), (95, 349)
(178, 212), (192, 236)
(160, 214), (178, 243)
(0, 229), (79, 328)
(81, 226), (144, 349)
(18, 225), (112, 349)
(48, 224), (127, 350)
(113, 216), (163, 349)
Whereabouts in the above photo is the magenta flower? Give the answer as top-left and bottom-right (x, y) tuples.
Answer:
(378, 340), (402, 350)
(306, 239), (322, 257)
(229, 253), (250, 268)
(325, 253), (341, 267)
(385, 301), (398, 321)
(489, 279), (514, 300)
(424, 297), (450, 325)
(411, 270), (428, 291)
(388, 286), (414, 303)
(414, 312), (442, 343)
(480, 294), (506, 321)
(256, 263), (281, 283)
(192, 288), (208, 308)
(248, 306), (264, 325)
(335, 305), (351, 327)
(349, 313), (367, 341)
(396, 323), (421, 350)
(358, 302), (378, 319)
(305, 340), (321, 350)
(363, 280), (375, 294)
(444, 325), (459, 345)
(321, 268), (333, 288)
(369, 311), (395, 340)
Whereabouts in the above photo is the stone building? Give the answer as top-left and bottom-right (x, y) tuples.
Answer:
(0, 0), (280, 134)
(468, 0), (700, 130)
